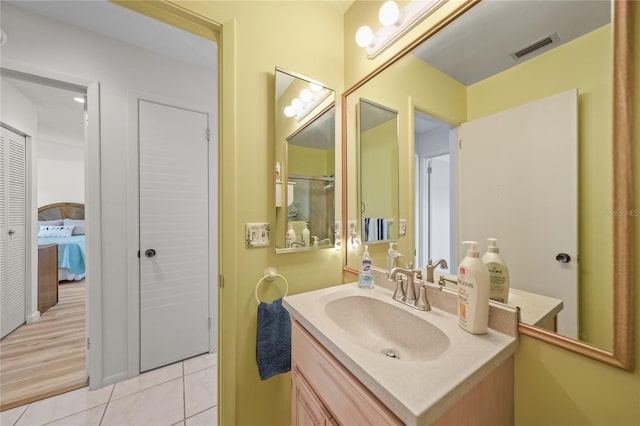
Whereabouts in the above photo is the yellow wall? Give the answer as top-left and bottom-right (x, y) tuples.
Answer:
(288, 145), (330, 177)
(345, 53), (466, 269)
(467, 24), (613, 349)
(361, 119), (399, 222)
(160, 2), (345, 425)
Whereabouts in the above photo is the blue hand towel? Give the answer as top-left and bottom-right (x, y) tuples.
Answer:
(256, 297), (291, 380)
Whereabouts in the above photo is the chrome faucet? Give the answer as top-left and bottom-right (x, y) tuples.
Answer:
(426, 258), (448, 283)
(389, 263), (443, 311)
(389, 266), (416, 304)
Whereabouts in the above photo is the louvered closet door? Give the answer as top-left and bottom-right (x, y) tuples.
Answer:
(0, 126), (27, 339)
(139, 100), (210, 372)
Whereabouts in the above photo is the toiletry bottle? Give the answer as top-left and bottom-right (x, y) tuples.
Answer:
(387, 242), (398, 273)
(482, 238), (510, 304)
(286, 223), (296, 247)
(302, 223), (310, 247)
(457, 241), (490, 334)
(358, 245), (375, 289)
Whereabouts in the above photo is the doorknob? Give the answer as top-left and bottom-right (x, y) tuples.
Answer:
(555, 253), (571, 263)
(8, 229), (15, 236)
(145, 249), (157, 258)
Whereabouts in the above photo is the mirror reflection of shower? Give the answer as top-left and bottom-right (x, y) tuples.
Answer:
(288, 175), (335, 246)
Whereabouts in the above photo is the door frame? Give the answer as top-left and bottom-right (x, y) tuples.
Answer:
(0, 63), (101, 387)
(126, 92), (218, 377)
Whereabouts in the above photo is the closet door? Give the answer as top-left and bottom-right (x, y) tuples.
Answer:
(139, 100), (210, 372)
(0, 126), (27, 339)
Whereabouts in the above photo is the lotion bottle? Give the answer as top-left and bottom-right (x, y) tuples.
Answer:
(302, 223), (310, 247)
(457, 241), (490, 334)
(358, 245), (375, 289)
(482, 238), (510, 303)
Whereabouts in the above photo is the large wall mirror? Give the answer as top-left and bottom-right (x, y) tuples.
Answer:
(275, 68), (336, 253)
(342, 0), (634, 370)
(358, 99), (399, 245)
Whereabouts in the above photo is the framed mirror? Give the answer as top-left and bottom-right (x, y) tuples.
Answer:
(342, 0), (634, 370)
(358, 99), (399, 246)
(275, 68), (336, 253)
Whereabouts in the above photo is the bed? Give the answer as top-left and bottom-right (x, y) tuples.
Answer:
(37, 202), (86, 282)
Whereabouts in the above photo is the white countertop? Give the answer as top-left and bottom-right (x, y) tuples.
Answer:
(436, 272), (563, 328)
(283, 283), (517, 426)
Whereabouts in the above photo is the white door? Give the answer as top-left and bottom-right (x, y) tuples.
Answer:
(139, 100), (210, 372)
(0, 126), (27, 339)
(459, 89), (578, 338)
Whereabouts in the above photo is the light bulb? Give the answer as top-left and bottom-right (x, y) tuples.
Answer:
(379, 1), (403, 26)
(284, 106), (296, 118)
(291, 98), (304, 111)
(309, 82), (322, 92)
(355, 25), (375, 48)
(300, 88), (313, 103)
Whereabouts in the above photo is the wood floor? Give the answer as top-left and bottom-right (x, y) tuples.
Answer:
(0, 280), (87, 411)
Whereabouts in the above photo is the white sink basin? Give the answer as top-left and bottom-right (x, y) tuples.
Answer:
(324, 295), (450, 361)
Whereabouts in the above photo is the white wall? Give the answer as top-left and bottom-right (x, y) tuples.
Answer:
(37, 139), (84, 206)
(1, 3), (217, 385)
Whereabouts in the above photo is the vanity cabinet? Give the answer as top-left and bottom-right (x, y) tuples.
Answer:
(292, 320), (403, 425)
(291, 319), (514, 426)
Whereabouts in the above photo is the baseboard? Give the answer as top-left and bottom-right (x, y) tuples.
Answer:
(26, 311), (40, 323)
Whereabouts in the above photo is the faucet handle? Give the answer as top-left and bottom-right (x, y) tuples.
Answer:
(415, 285), (431, 311)
(393, 276), (405, 300)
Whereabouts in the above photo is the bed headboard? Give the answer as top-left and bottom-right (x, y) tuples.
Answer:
(38, 202), (85, 221)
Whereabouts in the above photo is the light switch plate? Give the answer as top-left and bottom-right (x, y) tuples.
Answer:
(245, 223), (271, 248)
(399, 219), (407, 236)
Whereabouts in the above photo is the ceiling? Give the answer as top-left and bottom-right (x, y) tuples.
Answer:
(412, 0), (611, 86)
(1, 0), (217, 150)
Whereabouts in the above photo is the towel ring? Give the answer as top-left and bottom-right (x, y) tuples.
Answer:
(255, 267), (289, 304)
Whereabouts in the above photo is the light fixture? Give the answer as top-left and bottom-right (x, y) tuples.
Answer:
(355, 25), (375, 48)
(282, 82), (331, 122)
(378, 1), (403, 27)
(73, 96), (85, 104)
(356, 0), (447, 59)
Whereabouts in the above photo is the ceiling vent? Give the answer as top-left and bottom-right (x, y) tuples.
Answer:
(510, 32), (560, 60)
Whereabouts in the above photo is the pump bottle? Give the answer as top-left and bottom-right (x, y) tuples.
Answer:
(358, 245), (375, 289)
(457, 241), (490, 334)
(482, 238), (510, 303)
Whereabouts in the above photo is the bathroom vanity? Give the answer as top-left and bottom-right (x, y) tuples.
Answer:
(284, 278), (518, 426)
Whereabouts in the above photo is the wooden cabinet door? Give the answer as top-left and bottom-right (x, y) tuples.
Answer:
(292, 369), (335, 426)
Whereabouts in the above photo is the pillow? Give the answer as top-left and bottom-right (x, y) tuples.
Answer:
(63, 219), (85, 235)
(38, 219), (64, 227)
(38, 225), (75, 238)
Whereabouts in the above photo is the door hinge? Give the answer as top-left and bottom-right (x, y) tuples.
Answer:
(137, 250), (140, 258)
(206, 128), (211, 142)
(219, 274), (224, 289)
(459, 139), (462, 149)
(208, 317), (211, 330)
(86, 337), (90, 349)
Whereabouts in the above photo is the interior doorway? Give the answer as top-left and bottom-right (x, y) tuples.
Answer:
(0, 71), (90, 410)
(413, 110), (457, 272)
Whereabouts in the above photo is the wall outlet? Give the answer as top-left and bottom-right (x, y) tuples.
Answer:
(348, 220), (357, 233)
(399, 219), (407, 236)
(245, 223), (270, 248)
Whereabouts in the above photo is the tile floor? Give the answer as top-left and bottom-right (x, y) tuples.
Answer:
(1, 353), (217, 426)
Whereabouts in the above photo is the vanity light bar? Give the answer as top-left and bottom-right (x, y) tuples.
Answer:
(365, 0), (448, 59)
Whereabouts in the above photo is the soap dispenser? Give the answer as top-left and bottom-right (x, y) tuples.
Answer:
(286, 223), (297, 248)
(358, 245), (374, 289)
(387, 242), (398, 274)
(482, 238), (510, 304)
(457, 241), (490, 334)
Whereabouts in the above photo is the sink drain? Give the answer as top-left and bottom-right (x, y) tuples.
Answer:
(383, 349), (400, 360)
